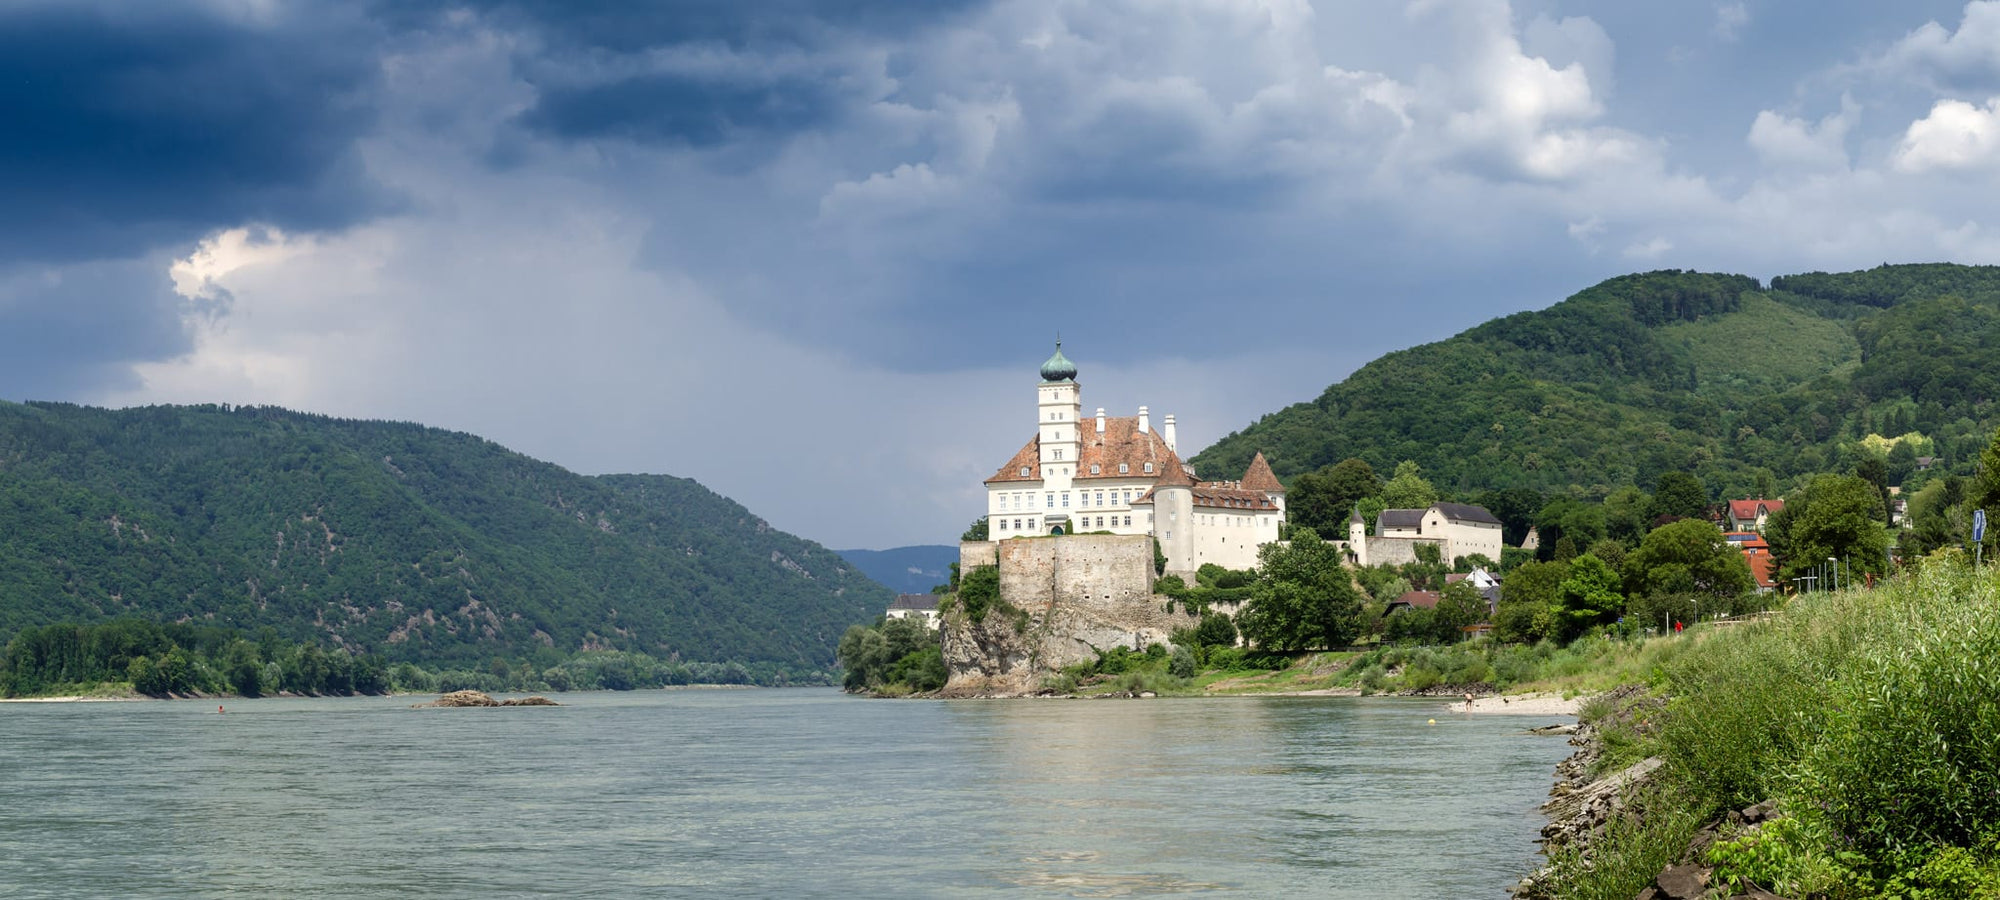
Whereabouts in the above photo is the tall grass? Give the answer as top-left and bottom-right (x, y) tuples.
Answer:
(1546, 560), (2000, 899)
(1338, 630), (1699, 696)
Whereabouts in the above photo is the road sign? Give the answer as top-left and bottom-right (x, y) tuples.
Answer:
(1976, 509), (1988, 544)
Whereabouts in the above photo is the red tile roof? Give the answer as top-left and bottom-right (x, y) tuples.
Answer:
(985, 436), (1043, 484)
(1746, 552), (1776, 589)
(1728, 499), (1783, 521)
(1188, 484), (1280, 510)
(1391, 590), (1441, 609)
(1240, 452), (1284, 493)
(985, 415), (1186, 485)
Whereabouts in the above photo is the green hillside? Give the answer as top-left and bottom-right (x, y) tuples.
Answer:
(1193, 264), (2000, 501)
(0, 402), (887, 673)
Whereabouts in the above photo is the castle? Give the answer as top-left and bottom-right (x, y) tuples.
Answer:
(982, 343), (1286, 577)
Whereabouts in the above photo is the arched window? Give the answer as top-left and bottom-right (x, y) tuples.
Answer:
(1118, 463), (1129, 474)
(1090, 464), (1100, 475)
(1143, 462), (1154, 474)
(1019, 466), (1031, 477)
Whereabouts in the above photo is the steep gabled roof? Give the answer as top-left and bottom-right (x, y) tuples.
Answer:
(1189, 484), (1280, 510)
(1240, 452), (1284, 493)
(1378, 509), (1426, 529)
(1727, 499), (1783, 520)
(1078, 416), (1182, 481)
(987, 415), (1187, 485)
(1433, 502), (1502, 525)
(889, 593), (938, 611)
(985, 436), (1043, 484)
(1390, 590), (1440, 610)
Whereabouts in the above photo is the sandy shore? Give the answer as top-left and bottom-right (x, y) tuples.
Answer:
(1443, 692), (1582, 717)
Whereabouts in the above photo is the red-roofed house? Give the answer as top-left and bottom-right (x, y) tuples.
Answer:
(1727, 499), (1784, 534)
(1723, 532), (1778, 593)
(1387, 590), (1441, 613)
(983, 343), (1287, 576)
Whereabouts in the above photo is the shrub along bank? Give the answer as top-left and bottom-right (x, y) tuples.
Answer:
(1538, 556), (2000, 900)
(0, 618), (812, 699)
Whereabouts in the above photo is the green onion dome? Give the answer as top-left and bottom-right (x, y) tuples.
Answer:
(1039, 342), (1078, 382)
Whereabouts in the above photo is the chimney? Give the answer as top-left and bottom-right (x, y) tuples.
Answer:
(1095, 407), (1106, 434)
(1138, 406), (1150, 434)
(1163, 414), (1178, 452)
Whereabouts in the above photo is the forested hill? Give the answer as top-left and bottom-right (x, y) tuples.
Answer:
(1193, 265), (2000, 501)
(0, 402), (888, 672)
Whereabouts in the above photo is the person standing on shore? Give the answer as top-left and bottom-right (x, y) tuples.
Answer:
(1463, 693), (1474, 712)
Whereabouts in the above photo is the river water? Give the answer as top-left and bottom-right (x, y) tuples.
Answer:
(0, 689), (1570, 898)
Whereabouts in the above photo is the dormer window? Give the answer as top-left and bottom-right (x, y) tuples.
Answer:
(1143, 463), (1154, 474)
(1118, 463), (1129, 474)
(1090, 464), (1100, 475)
(1019, 466), (1031, 477)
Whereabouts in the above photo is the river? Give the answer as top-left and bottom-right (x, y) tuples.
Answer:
(0, 689), (1570, 898)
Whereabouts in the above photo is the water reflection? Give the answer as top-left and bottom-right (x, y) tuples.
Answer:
(948, 696), (1564, 897)
(1, 691), (1565, 899)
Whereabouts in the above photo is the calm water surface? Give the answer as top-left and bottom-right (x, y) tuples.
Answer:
(1, 689), (1570, 898)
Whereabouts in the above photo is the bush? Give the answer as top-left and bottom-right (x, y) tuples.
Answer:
(1168, 645), (1196, 679)
(1551, 559), (2000, 899)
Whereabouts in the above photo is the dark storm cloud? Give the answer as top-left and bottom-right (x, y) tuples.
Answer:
(520, 71), (845, 147)
(385, 0), (987, 51)
(0, 259), (188, 399)
(382, 0), (986, 148)
(0, 1), (390, 265)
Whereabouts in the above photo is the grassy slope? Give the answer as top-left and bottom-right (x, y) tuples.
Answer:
(1656, 291), (1860, 396)
(1192, 264), (2000, 501)
(1544, 560), (2000, 899)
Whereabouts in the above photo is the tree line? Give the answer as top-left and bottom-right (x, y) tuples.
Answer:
(0, 618), (829, 698)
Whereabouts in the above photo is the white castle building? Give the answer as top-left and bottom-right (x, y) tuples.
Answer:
(982, 343), (1286, 576)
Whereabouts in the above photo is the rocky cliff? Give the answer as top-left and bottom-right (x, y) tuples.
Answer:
(939, 535), (1189, 696)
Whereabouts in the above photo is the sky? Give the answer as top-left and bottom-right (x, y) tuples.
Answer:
(8, 0), (2000, 550)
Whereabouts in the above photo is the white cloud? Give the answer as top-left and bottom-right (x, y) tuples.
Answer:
(1895, 96), (2000, 172)
(1879, 1), (2000, 82)
(1747, 96), (1856, 171)
(1713, 2), (1750, 42)
(1623, 236), (1673, 260)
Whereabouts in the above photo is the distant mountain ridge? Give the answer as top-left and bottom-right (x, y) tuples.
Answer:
(1193, 265), (2000, 500)
(0, 402), (888, 673)
(836, 545), (956, 596)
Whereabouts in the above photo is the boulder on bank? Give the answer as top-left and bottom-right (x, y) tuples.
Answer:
(411, 690), (558, 708)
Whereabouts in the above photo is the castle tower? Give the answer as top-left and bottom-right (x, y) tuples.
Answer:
(1153, 458), (1197, 577)
(1241, 451), (1285, 515)
(1037, 341), (1082, 528)
(1348, 510), (1369, 567)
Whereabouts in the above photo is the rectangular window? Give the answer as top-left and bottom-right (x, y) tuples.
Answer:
(1096, 492), (1105, 507)
(1124, 516), (1132, 526)
(1053, 449), (1063, 460)
(1061, 492), (1070, 508)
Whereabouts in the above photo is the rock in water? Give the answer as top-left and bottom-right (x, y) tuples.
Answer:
(413, 690), (561, 707)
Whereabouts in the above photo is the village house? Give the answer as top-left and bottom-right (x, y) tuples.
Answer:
(1723, 532), (1778, 593)
(885, 593), (941, 629)
(1344, 502), (1506, 567)
(1726, 499), (1784, 534)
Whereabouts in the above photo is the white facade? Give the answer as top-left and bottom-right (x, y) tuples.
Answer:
(983, 344), (1286, 577)
(1347, 502), (1505, 567)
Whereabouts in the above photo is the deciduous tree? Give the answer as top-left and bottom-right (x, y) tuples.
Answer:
(1237, 529), (1362, 651)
